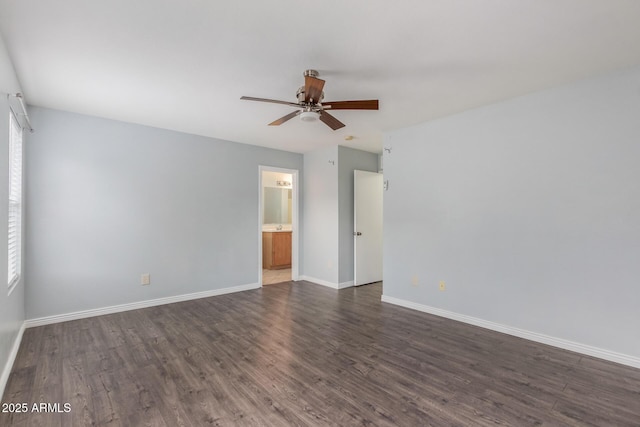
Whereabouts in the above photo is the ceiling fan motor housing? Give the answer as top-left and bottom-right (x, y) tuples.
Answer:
(297, 86), (324, 104)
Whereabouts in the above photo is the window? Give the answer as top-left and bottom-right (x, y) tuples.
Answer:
(8, 111), (23, 292)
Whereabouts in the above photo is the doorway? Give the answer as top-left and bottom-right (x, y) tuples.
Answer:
(354, 170), (383, 286)
(259, 166), (299, 286)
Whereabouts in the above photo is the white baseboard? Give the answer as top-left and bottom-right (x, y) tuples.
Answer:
(1, 322), (26, 400)
(299, 275), (340, 289)
(25, 282), (260, 328)
(338, 280), (354, 289)
(298, 276), (354, 289)
(381, 294), (640, 370)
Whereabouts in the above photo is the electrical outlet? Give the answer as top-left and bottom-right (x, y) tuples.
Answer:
(141, 273), (150, 286)
(439, 281), (446, 291)
(411, 275), (419, 287)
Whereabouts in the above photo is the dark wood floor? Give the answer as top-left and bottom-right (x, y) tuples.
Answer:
(2, 282), (640, 426)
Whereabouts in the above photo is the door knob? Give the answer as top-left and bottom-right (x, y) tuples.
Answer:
(354, 232), (362, 236)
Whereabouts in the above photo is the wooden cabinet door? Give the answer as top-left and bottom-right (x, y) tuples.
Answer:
(272, 232), (291, 267)
(262, 232), (273, 269)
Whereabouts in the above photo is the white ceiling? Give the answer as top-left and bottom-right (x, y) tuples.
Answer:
(1, 1), (640, 153)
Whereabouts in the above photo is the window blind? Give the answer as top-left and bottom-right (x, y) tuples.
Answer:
(8, 111), (22, 290)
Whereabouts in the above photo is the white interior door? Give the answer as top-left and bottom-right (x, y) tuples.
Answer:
(354, 170), (383, 286)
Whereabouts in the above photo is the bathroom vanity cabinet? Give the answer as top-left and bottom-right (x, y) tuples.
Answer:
(262, 231), (292, 270)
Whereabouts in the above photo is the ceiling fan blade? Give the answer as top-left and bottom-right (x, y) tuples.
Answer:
(304, 76), (325, 103)
(268, 110), (301, 126)
(241, 96), (300, 108)
(319, 111), (345, 130)
(322, 100), (379, 110)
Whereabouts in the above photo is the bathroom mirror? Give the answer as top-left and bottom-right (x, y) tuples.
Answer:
(263, 187), (292, 224)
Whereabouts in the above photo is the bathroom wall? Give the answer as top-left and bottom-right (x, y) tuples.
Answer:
(262, 170), (293, 228)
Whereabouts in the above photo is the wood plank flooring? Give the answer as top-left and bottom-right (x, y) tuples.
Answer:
(2, 281), (640, 426)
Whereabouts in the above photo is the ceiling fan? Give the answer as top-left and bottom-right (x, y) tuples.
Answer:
(241, 70), (379, 130)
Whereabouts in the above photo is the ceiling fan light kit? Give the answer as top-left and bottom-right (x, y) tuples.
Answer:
(241, 69), (379, 131)
(300, 110), (320, 122)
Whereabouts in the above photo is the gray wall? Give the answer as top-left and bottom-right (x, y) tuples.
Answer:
(302, 146), (339, 284)
(302, 145), (378, 286)
(383, 65), (640, 359)
(25, 107), (302, 319)
(337, 146), (379, 284)
(0, 34), (25, 397)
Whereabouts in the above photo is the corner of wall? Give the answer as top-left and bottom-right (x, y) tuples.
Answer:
(0, 31), (26, 400)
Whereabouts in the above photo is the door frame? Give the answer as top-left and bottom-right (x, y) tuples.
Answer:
(258, 165), (299, 286)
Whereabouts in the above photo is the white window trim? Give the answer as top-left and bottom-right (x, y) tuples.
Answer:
(8, 110), (23, 294)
